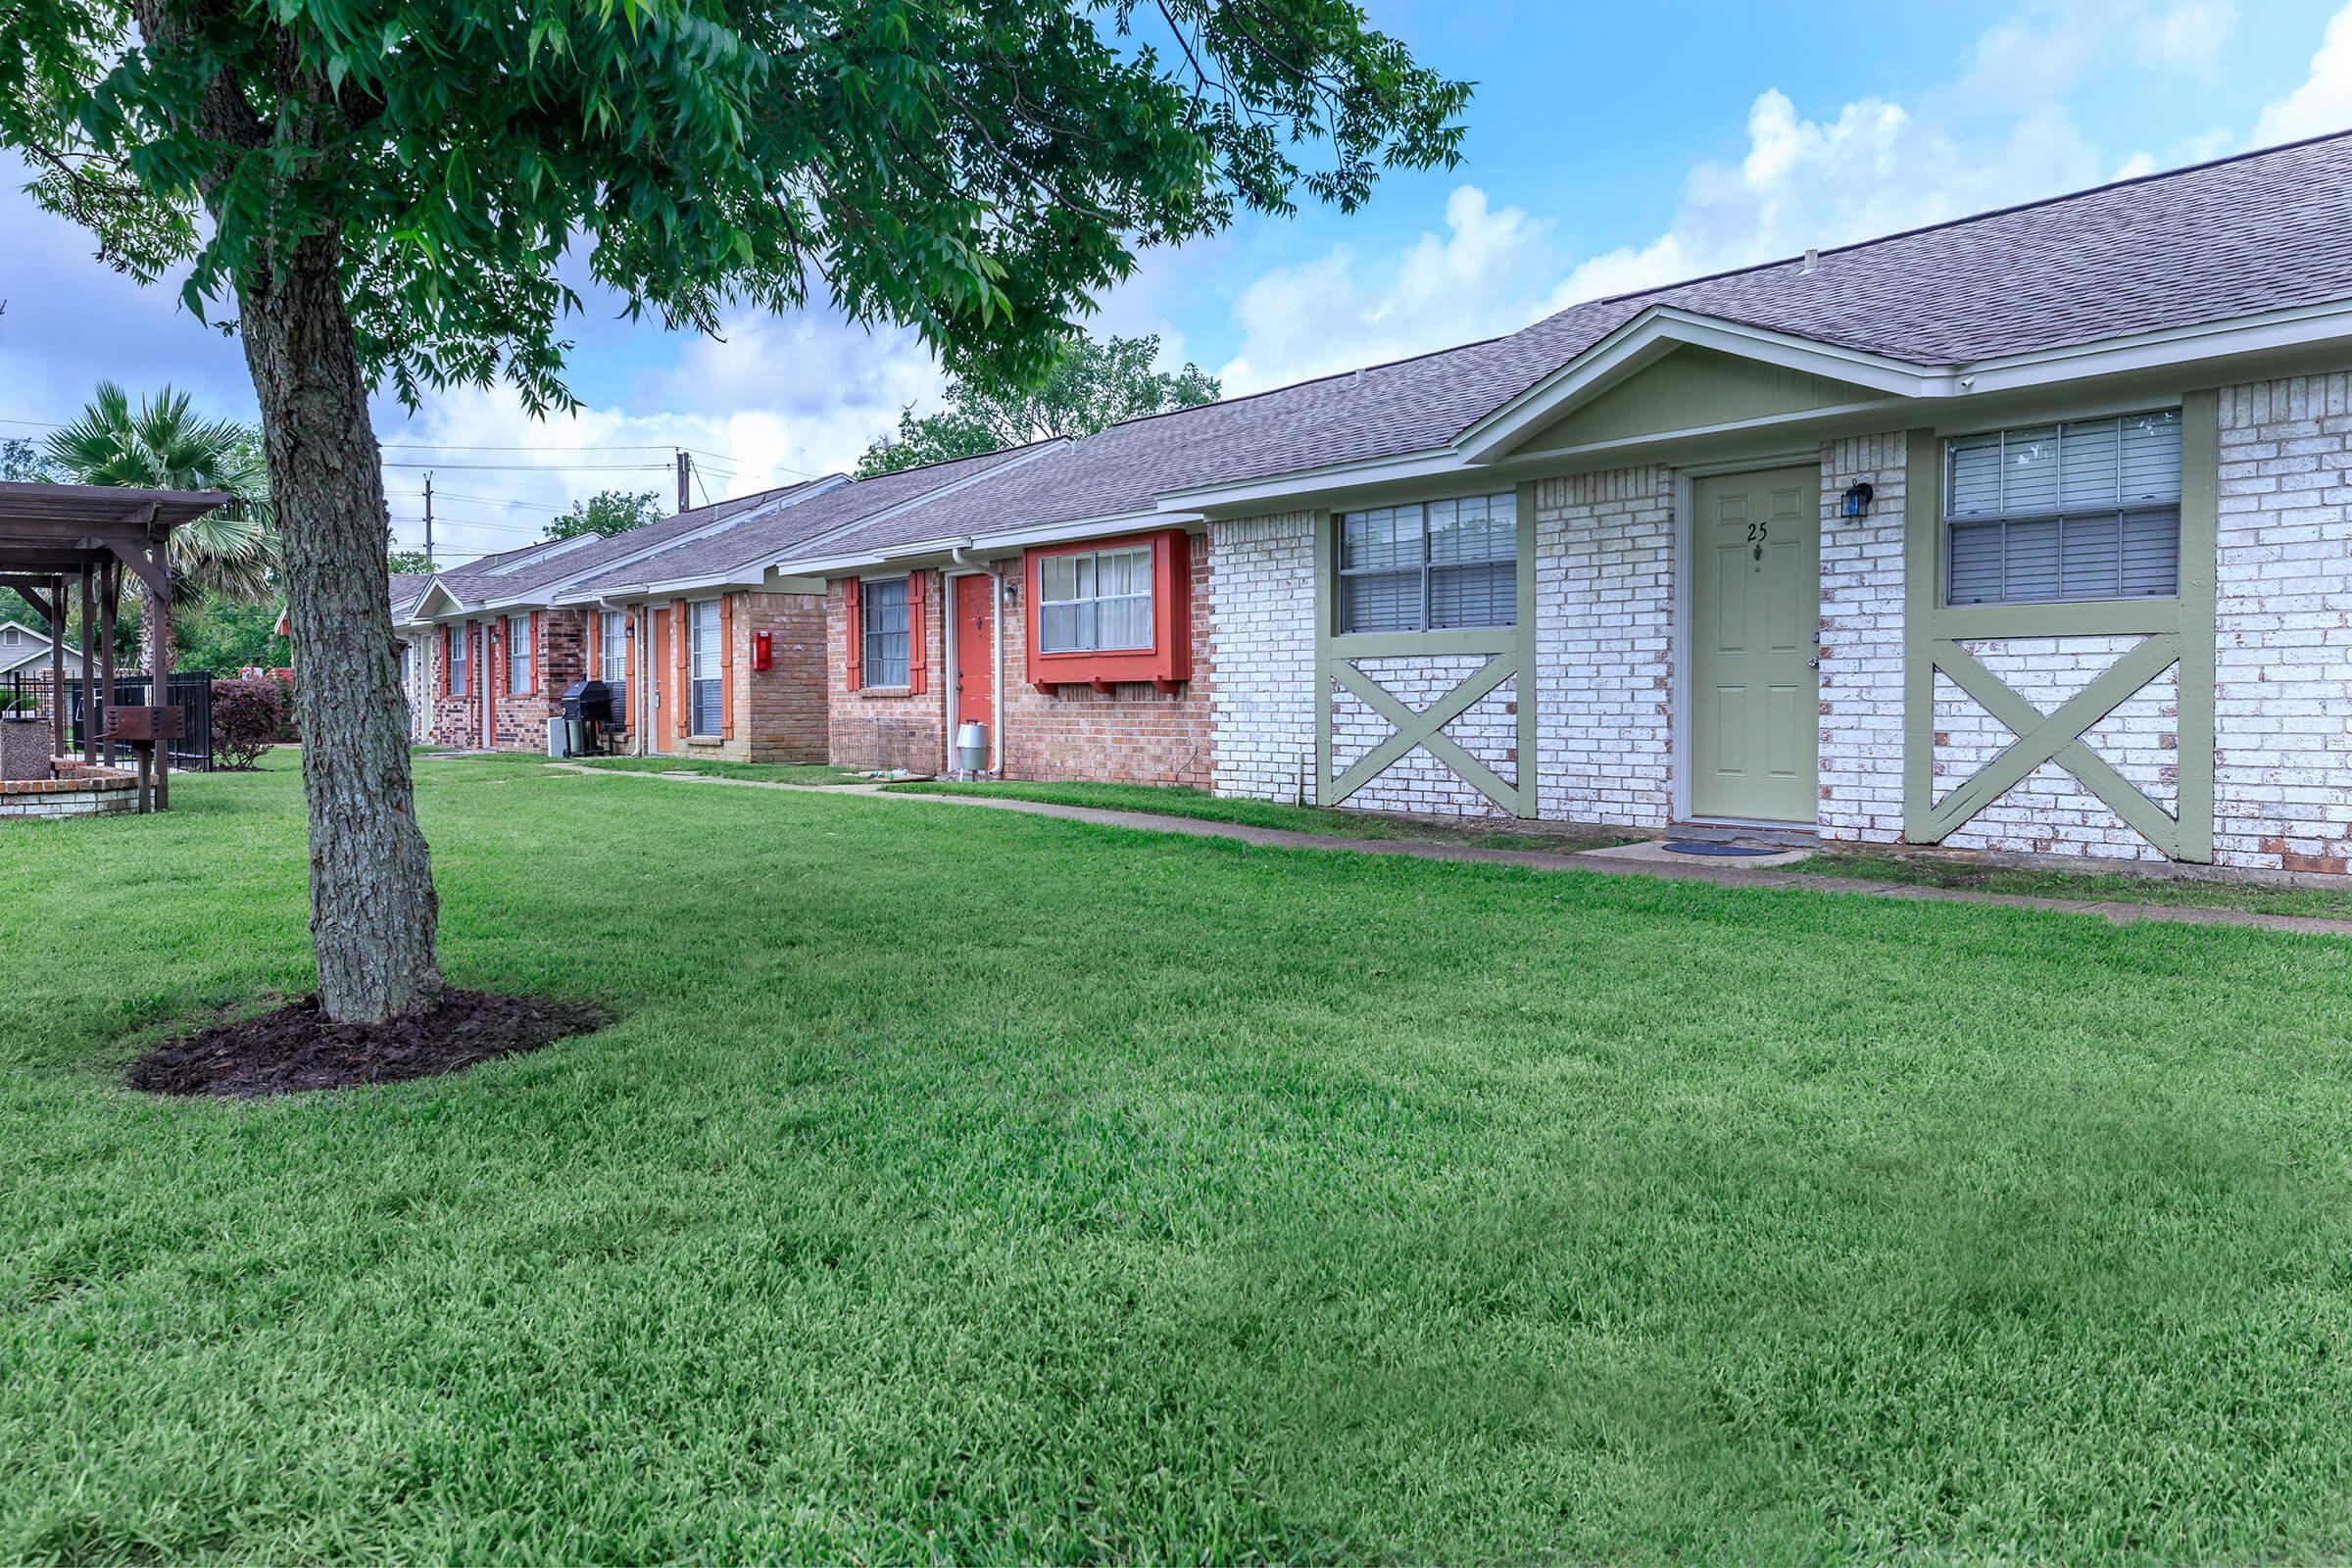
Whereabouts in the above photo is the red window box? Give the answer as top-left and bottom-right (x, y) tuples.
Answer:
(1024, 528), (1192, 693)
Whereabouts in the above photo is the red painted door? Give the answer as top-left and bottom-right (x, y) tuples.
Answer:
(953, 573), (994, 731)
(650, 610), (672, 754)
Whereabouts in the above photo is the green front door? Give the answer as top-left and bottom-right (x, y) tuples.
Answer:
(1690, 466), (1819, 823)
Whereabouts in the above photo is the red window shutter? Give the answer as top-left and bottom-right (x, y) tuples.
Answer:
(529, 611), (542, 694)
(583, 611), (598, 681)
(439, 625), (450, 696)
(906, 571), (927, 695)
(718, 595), (736, 739)
(844, 577), (862, 692)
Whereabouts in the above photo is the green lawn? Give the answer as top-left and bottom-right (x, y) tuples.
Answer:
(1808, 847), (2352, 921)
(884, 778), (1631, 851)
(564, 755), (869, 785)
(6, 755), (2352, 1563)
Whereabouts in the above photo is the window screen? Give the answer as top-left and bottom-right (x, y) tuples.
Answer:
(1337, 493), (1517, 634)
(448, 624), (467, 696)
(507, 613), (532, 692)
(1039, 545), (1153, 654)
(689, 599), (722, 735)
(861, 577), (910, 687)
(1944, 411), (2181, 605)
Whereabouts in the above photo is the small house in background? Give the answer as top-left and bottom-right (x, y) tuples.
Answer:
(0, 617), (85, 680)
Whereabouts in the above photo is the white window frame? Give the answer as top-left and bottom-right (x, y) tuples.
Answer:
(1943, 411), (2182, 607)
(688, 598), (722, 736)
(506, 613), (533, 693)
(1037, 545), (1153, 655)
(1336, 492), (1518, 636)
(447, 623), (468, 697)
(860, 577), (910, 688)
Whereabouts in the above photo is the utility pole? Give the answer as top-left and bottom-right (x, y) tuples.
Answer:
(422, 472), (435, 569)
(676, 449), (693, 513)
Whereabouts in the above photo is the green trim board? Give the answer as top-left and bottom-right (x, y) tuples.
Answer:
(1901, 399), (2219, 862)
(1512, 345), (1887, 457)
(1313, 496), (1540, 817)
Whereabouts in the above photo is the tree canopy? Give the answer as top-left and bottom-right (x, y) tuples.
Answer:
(857, 330), (1217, 476)
(545, 488), (663, 540)
(3, 1), (1465, 413)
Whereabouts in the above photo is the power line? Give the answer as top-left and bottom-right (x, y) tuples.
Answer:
(380, 461), (674, 472)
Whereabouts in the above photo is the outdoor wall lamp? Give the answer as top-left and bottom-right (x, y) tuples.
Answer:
(1842, 481), (1876, 519)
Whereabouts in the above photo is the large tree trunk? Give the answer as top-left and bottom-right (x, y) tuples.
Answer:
(238, 226), (444, 1022)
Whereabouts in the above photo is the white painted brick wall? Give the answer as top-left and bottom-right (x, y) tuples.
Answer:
(1532, 466), (1675, 827)
(2214, 372), (2352, 872)
(1933, 637), (2180, 860)
(1207, 512), (1317, 804)
(1818, 435), (1906, 843)
(1201, 370), (2352, 869)
(1329, 659), (1515, 817)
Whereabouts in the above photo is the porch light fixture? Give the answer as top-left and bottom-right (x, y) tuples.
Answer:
(1841, 481), (1876, 519)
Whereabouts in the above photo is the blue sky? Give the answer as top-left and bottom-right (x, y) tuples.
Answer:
(2, 0), (2348, 563)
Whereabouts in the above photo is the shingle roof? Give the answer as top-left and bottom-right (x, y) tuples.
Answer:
(564, 443), (1056, 595)
(429, 474), (844, 609)
(806, 129), (2352, 559)
(389, 572), (431, 620)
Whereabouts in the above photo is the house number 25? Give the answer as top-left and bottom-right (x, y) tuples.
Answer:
(1747, 520), (1769, 563)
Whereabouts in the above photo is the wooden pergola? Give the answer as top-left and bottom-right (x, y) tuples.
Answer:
(0, 481), (228, 809)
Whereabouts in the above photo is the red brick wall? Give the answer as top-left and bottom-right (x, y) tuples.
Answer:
(995, 535), (1212, 786)
(820, 538), (1212, 784)
(826, 573), (947, 772)
(424, 620), (481, 748)
(420, 611), (587, 754)
(737, 591), (828, 763)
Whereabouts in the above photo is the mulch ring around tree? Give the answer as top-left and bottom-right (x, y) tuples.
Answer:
(127, 990), (610, 1098)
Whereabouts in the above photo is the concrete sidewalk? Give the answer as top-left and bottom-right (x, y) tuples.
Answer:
(547, 763), (2352, 941)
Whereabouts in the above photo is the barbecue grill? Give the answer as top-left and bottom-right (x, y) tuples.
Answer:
(559, 678), (614, 756)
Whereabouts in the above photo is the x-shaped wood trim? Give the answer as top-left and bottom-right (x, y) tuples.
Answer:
(1924, 634), (2183, 857)
(1325, 653), (1523, 813)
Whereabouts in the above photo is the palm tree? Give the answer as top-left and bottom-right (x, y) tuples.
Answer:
(43, 383), (277, 605)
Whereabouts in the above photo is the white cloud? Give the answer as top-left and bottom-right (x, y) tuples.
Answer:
(374, 312), (944, 564)
(1217, 186), (1566, 393)
(2253, 0), (2352, 147)
(1211, 0), (2263, 395)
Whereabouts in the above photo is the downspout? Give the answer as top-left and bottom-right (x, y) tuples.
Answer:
(949, 542), (1003, 773)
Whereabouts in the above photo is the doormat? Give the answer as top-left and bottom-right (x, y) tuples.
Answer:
(1662, 841), (1787, 858)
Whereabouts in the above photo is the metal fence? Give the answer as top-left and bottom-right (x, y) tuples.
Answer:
(3, 670), (216, 771)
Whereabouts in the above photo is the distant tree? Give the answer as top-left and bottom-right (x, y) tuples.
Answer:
(387, 547), (435, 575)
(545, 489), (663, 541)
(1, 437), (57, 482)
(43, 383), (276, 605)
(858, 332), (1219, 477)
(1, 0), (1464, 1024)
(176, 595), (285, 675)
(0, 443), (57, 629)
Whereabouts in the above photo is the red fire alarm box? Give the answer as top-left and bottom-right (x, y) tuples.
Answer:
(751, 631), (773, 671)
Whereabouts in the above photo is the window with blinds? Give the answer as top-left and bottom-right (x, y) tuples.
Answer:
(861, 577), (910, 688)
(1039, 546), (1153, 653)
(1337, 492), (1517, 634)
(507, 613), (533, 692)
(448, 624), (467, 696)
(1944, 411), (2181, 605)
(689, 600), (722, 735)
(600, 614), (628, 721)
